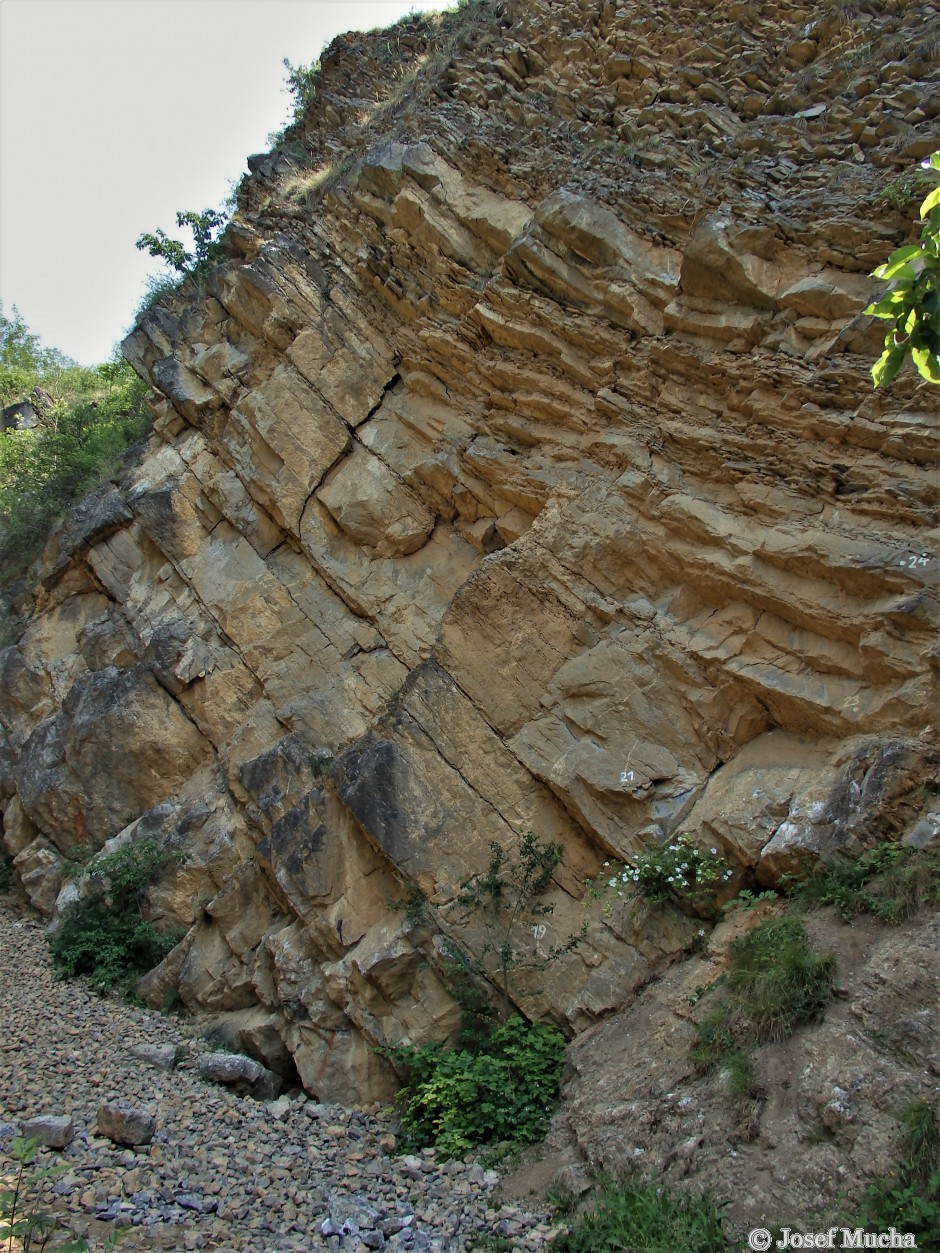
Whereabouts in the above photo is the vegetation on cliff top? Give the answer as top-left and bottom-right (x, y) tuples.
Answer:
(0, 306), (150, 584)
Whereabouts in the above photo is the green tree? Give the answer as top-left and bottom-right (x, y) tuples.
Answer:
(867, 152), (940, 387)
(0, 305), (74, 408)
(0, 312), (151, 581)
(135, 208), (225, 274)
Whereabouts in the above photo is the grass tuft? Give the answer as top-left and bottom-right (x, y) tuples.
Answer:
(551, 1176), (730, 1252)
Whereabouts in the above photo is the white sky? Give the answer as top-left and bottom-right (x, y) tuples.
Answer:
(0, 0), (444, 366)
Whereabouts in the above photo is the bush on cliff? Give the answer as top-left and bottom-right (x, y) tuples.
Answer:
(49, 839), (183, 995)
(692, 913), (835, 1077)
(384, 1016), (566, 1160)
(852, 1099), (940, 1248)
(867, 151), (940, 387)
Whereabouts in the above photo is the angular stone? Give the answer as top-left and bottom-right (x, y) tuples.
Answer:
(20, 1114), (76, 1149)
(97, 1100), (156, 1146)
(15, 665), (209, 855)
(194, 1051), (280, 1101)
(318, 446), (435, 557)
(128, 1043), (179, 1071)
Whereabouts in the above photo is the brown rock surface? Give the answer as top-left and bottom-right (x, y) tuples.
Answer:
(1, 0), (938, 1114)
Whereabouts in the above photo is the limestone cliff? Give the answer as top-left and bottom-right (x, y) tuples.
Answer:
(1, 0), (937, 1105)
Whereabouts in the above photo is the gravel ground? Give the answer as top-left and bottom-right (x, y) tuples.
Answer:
(0, 896), (558, 1252)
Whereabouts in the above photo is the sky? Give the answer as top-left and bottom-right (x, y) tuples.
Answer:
(0, 0), (444, 366)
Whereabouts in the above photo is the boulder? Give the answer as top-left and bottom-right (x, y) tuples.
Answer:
(194, 1051), (280, 1101)
(20, 1114), (75, 1149)
(97, 1100), (156, 1146)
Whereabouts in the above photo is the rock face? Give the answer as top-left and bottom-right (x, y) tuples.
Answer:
(1, 0), (938, 1102)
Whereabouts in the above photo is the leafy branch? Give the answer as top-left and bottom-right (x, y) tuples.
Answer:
(135, 209), (225, 275)
(456, 830), (585, 1014)
(866, 151), (940, 387)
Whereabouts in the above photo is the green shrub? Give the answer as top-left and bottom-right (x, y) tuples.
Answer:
(726, 914), (835, 1044)
(597, 834), (733, 916)
(866, 150), (940, 387)
(690, 1007), (735, 1072)
(692, 913), (834, 1090)
(551, 1176), (730, 1252)
(456, 830), (584, 1013)
(49, 838), (183, 994)
(385, 1016), (566, 1159)
(857, 1174), (940, 1247)
(135, 208), (226, 275)
(718, 1049), (757, 1101)
(784, 842), (940, 924)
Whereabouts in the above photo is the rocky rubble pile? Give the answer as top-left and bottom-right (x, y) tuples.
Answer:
(0, 898), (555, 1252)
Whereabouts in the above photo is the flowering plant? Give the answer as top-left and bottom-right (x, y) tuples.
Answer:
(596, 834), (734, 914)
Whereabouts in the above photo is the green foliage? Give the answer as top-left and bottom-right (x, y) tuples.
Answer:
(898, 1097), (940, 1185)
(595, 834), (733, 916)
(0, 310), (151, 583)
(782, 841), (940, 924)
(0, 854), (13, 894)
(722, 887), (779, 915)
(718, 1048), (757, 1100)
(439, 948), (497, 1052)
(283, 56), (320, 114)
(690, 1006), (736, 1072)
(725, 914), (835, 1044)
(692, 913), (834, 1090)
(0, 313), (151, 582)
(876, 167), (936, 211)
(857, 1174), (940, 1248)
(853, 1100), (940, 1247)
(388, 881), (430, 928)
(866, 151), (940, 387)
(133, 271), (184, 321)
(457, 830), (584, 1012)
(1, 305), (73, 411)
(135, 208), (225, 275)
(551, 1176), (730, 1253)
(384, 1016), (566, 1160)
(49, 838), (183, 994)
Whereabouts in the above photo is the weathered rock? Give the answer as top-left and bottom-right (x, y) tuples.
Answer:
(97, 1100), (156, 1147)
(194, 1051), (280, 1101)
(12, 836), (65, 915)
(128, 1042), (178, 1071)
(20, 1114), (76, 1149)
(14, 665), (209, 856)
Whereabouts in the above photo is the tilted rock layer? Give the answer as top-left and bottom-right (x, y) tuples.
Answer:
(2, 0), (938, 1103)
